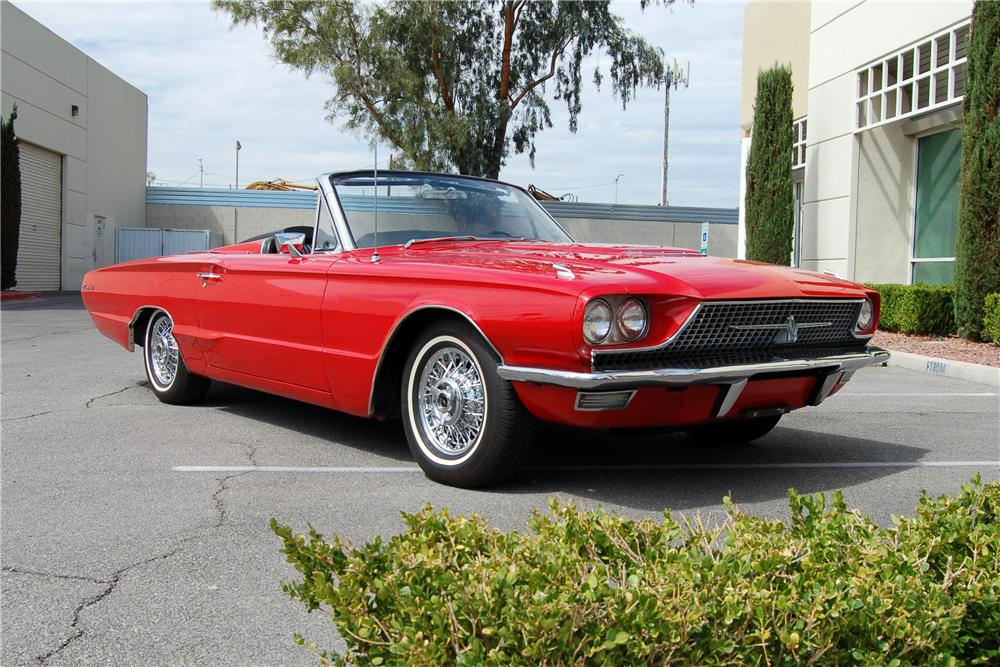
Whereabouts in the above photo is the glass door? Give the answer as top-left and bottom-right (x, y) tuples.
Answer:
(911, 128), (962, 284)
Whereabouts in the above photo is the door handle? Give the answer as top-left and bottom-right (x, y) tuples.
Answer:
(196, 271), (222, 287)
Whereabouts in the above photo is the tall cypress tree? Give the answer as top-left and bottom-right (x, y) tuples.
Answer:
(744, 65), (794, 265)
(954, 0), (1000, 339)
(1, 105), (22, 291)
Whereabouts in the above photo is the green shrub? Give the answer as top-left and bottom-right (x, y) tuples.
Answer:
(867, 283), (956, 336)
(954, 1), (1000, 339)
(274, 478), (1000, 666)
(744, 65), (794, 265)
(984, 293), (1000, 343)
(1, 104), (21, 291)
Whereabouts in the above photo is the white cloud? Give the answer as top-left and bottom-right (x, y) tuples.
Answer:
(13, 0), (745, 206)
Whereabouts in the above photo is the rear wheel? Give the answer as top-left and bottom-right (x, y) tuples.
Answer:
(401, 322), (534, 488)
(684, 415), (782, 445)
(143, 311), (210, 405)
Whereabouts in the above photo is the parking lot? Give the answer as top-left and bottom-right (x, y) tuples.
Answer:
(2, 293), (998, 665)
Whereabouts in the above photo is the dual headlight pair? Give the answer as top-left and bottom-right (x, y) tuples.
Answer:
(583, 297), (648, 345)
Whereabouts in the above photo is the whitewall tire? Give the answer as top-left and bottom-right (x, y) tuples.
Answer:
(401, 321), (534, 488)
(143, 311), (210, 405)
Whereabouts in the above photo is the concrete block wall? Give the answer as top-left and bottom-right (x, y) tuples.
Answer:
(146, 204), (740, 258)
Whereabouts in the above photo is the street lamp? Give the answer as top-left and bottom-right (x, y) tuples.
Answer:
(235, 140), (242, 189)
(614, 172), (625, 206)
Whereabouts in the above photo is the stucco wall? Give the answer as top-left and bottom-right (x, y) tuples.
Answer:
(852, 122), (915, 283)
(800, 0), (972, 279)
(1, 2), (147, 289)
(740, 0), (811, 131)
(145, 204), (740, 258)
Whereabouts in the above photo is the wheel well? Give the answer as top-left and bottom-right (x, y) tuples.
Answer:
(130, 307), (161, 349)
(369, 308), (492, 420)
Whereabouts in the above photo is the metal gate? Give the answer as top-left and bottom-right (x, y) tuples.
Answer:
(116, 228), (210, 263)
(17, 143), (62, 290)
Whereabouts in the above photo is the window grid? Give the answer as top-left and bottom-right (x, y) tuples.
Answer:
(855, 21), (969, 131)
(792, 117), (807, 168)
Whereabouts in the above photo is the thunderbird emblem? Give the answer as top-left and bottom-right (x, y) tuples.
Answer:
(774, 315), (799, 344)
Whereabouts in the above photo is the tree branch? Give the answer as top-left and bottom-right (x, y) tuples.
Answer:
(430, 22), (455, 112)
(497, 0), (517, 101)
(510, 36), (570, 109)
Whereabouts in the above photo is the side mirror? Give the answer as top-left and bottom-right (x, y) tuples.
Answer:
(275, 232), (306, 257)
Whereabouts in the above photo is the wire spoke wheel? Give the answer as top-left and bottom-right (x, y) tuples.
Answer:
(417, 346), (486, 457)
(149, 316), (179, 388)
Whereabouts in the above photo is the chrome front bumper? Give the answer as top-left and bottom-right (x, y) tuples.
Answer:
(497, 347), (890, 416)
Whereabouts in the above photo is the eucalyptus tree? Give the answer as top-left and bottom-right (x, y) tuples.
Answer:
(214, 0), (673, 178)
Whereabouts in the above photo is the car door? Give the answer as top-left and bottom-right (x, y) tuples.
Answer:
(194, 252), (335, 392)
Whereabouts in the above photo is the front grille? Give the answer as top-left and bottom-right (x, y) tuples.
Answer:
(594, 300), (865, 372)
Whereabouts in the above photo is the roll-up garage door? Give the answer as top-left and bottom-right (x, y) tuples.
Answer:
(16, 143), (62, 291)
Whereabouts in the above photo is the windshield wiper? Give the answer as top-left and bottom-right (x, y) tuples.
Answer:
(403, 235), (541, 248)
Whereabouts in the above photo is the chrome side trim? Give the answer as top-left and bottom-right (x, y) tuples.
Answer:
(498, 348), (890, 391)
(127, 305), (173, 353)
(366, 304), (506, 416)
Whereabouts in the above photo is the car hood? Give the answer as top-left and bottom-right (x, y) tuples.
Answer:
(392, 242), (870, 300)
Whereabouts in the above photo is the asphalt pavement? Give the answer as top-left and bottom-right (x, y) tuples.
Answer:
(2, 293), (998, 665)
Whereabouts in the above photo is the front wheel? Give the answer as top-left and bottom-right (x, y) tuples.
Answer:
(684, 415), (782, 445)
(143, 311), (210, 405)
(401, 322), (534, 488)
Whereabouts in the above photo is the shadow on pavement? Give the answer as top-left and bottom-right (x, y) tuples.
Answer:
(203, 380), (928, 513)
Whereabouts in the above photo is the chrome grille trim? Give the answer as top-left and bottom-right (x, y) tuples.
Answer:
(593, 299), (866, 373)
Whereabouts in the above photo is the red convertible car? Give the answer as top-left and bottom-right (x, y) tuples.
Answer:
(83, 171), (887, 487)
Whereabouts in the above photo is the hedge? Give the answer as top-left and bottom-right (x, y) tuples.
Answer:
(984, 293), (1000, 343)
(744, 65), (794, 265)
(274, 477), (999, 666)
(954, 1), (1000, 339)
(867, 283), (956, 336)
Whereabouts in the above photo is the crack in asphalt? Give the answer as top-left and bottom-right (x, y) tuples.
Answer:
(29, 442), (259, 663)
(3, 328), (92, 344)
(1, 411), (54, 422)
(1, 566), (109, 585)
(33, 545), (190, 665)
(84, 385), (135, 409)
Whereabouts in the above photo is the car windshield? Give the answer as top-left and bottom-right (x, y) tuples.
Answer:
(329, 172), (573, 249)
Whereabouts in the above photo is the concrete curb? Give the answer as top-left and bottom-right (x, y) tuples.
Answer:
(0, 291), (42, 302)
(885, 350), (1000, 387)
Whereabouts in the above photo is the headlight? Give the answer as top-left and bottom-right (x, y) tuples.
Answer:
(856, 297), (874, 332)
(616, 298), (647, 341)
(583, 299), (613, 344)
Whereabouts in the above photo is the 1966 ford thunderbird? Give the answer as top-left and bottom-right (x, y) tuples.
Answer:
(83, 171), (887, 487)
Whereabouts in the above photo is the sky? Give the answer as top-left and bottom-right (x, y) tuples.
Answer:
(14, 0), (747, 208)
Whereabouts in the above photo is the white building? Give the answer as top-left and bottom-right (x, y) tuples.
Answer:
(738, 0), (973, 284)
(1, 2), (147, 291)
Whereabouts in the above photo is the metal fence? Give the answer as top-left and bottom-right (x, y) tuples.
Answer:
(116, 228), (210, 262)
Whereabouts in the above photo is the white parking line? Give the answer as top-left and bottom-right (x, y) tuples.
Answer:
(174, 461), (999, 474)
(837, 393), (997, 397)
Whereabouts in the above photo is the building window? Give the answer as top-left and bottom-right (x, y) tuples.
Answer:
(792, 117), (807, 168)
(856, 21), (969, 131)
(911, 128), (962, 284)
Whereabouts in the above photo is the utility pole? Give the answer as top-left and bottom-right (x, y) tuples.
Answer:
(234, 141), (242, 242)
(614, 172), (625, 205)
(198, 158), (204, 188)
(660, 60), (690, 207)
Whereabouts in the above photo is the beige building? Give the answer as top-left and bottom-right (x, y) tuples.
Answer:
(739, 0), (973, 284)
(1, 2), (147, 291)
